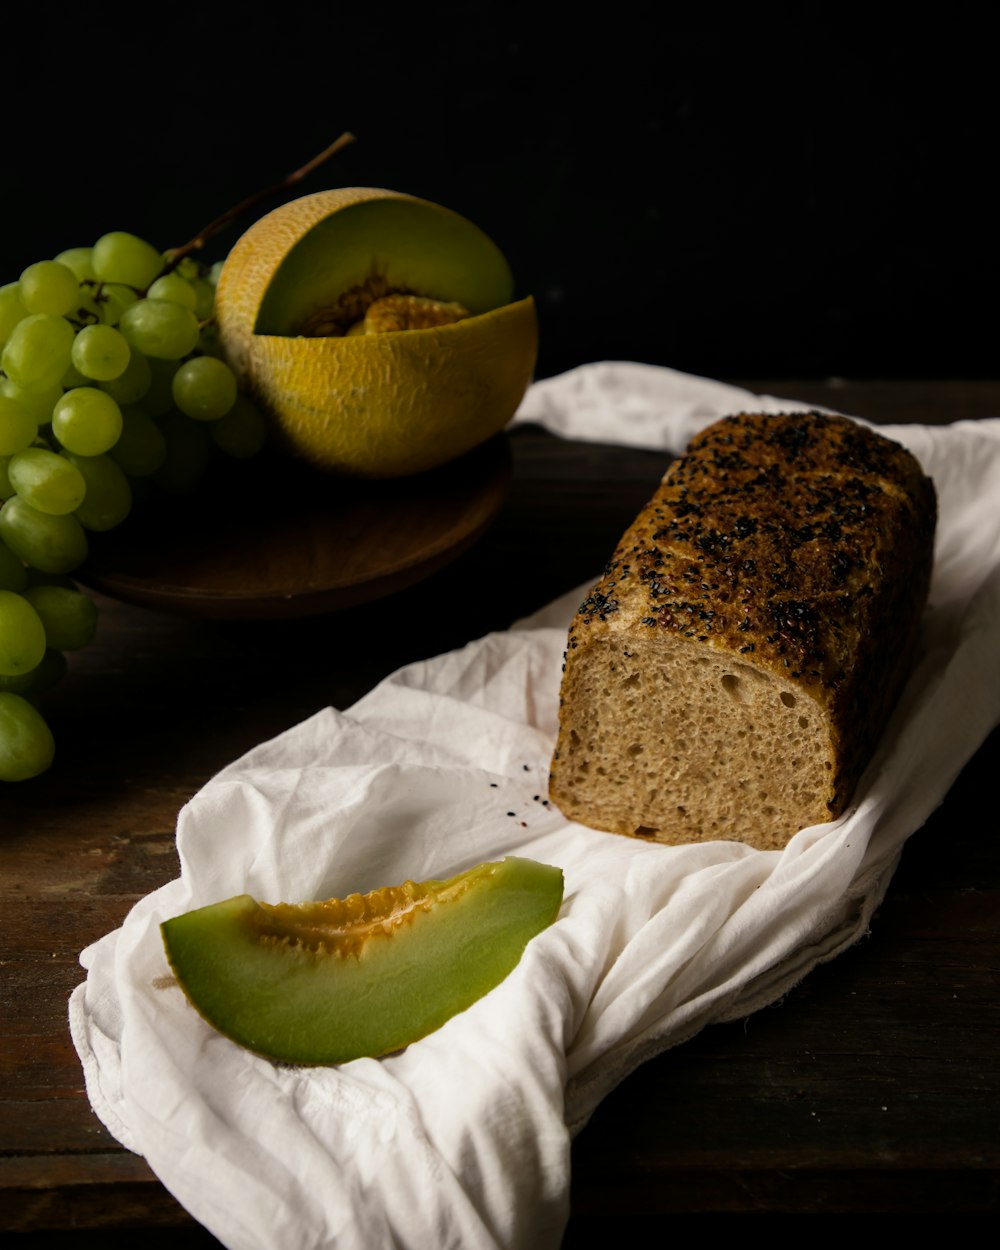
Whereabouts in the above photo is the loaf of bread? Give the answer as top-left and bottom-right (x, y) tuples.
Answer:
(547, 410), (937, 850)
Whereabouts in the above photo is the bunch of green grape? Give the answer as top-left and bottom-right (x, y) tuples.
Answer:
(0, 230), (267, 783)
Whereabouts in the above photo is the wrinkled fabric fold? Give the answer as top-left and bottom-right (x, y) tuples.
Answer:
(71, 363), (1000, 1249)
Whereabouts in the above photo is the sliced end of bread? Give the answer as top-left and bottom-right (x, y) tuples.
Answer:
(549, 633), (838, 850)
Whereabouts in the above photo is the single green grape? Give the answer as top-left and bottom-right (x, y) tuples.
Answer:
(195, 324), (223, 358)
(0, 495), (89, 573)
(0, 455), (13, 500)
(22, 584), (98, 650)
(118, 298), (200, 360)
(71, 323), (131, 381)
(0, 691), (55, 781)
(0, 589), (47, 676)
(172, 355), (237, 421)
(2, 314), (75, 393)
(63, 451), (132, 530)
(95, 283), (139, 327)
(190, 277), (216, 320)
(8, 447), (87, 515)
(19, 261), (80, 317)
(0, 393), (39, 455)
(54, 247), (97, 282)
(91, 231), (163, 289)
(0, 282), (28, 349)
(0, 537), (27, 592)
(108, 405), (167, 477)
(52, 387), (123, 456)
(209, 393), (268, 459)
(174, 256), (201, 280)
(0, 378), (62, 423)
(147, 272), (197, 309)
(99, 347), (151, 404)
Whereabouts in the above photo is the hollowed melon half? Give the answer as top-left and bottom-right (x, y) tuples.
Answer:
(160, 855), (564, 1065)
(214, 188), (538, 478)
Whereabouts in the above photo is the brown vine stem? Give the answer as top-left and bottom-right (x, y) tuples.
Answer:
(164, 131), (357, 268)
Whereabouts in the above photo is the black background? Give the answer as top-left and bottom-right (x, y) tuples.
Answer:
(4, 12), (997, 384)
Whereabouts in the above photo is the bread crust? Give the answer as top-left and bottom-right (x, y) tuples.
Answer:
(548, 411), (937, 849)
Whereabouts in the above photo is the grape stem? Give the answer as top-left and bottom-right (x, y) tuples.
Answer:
(163, 132), (357, 269)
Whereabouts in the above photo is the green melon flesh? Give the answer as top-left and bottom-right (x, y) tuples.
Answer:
(160, 856), (564, 1065)
(254, 198), (516, 335)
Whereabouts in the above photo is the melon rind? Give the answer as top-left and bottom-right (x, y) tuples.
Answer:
(213, 187), (538, 478)
(244, 296), (537, 477)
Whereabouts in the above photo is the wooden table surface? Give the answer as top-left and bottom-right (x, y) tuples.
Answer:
(2, 378), (998, 1244)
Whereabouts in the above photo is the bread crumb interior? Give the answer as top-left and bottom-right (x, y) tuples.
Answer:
(552, 636), (836, 849)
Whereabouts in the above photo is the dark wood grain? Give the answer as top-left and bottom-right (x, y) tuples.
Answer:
(2, 379), (998, 1242)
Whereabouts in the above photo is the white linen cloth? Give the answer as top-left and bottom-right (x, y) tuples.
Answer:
(70, 363), (1000, 1249)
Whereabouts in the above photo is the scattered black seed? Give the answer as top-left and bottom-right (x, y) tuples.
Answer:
(577, 588), (619, 622)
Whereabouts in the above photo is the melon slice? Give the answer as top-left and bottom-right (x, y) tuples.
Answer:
(160, 856), (564, 1065)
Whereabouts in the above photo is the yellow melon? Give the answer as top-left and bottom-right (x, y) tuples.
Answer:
(213, 188), (538, 478)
